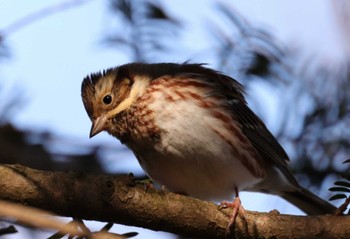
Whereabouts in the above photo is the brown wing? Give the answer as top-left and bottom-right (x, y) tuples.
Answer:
(228, 93), (299, 186)
(199, 68), (298, 185)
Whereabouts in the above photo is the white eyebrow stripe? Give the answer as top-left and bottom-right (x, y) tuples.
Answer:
(106, 76), (150, 118)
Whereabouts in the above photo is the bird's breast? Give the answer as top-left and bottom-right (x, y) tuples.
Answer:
(120, 79), (265, 200)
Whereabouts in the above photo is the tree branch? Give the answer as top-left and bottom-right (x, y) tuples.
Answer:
(0, 164), (349, 238)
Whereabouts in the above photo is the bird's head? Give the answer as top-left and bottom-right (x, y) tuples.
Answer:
(81, 64), (152, 138)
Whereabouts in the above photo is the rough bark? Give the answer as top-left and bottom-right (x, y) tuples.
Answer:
(0, 164), (349, 239)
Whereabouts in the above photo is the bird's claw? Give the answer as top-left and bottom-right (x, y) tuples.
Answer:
(219, 197), (245, 233)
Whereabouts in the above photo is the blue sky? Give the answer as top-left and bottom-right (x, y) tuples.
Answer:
(0, 0), (346, 237)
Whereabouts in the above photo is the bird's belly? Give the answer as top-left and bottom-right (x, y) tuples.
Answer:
(133, 99), (263, 201)
(138, 149), (262, 201)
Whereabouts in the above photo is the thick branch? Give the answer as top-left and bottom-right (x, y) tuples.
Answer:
(0, 164), (349, 238)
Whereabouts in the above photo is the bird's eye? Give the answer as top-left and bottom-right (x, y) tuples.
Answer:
(102, 95), (112, 105)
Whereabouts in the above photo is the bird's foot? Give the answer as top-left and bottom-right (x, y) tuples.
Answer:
(219, 196), (245, 232)
(218, 187), (245, 233)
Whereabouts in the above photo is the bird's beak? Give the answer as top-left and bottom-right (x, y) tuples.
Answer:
(90, 115), (107, 138)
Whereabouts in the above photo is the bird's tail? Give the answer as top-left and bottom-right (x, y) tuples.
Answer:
(280, 187), (337, 215)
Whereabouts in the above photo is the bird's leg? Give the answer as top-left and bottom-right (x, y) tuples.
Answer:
(218, 187), (245, 231)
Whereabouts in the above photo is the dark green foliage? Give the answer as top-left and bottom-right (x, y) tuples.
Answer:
(107, 0), (181, 61)
(329, 160), (350, 214)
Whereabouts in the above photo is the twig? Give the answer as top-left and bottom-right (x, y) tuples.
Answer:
(0, 0), (95, 37)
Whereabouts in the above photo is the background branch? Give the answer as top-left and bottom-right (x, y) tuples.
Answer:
(0, 0), (94, 37)
(0, 164), (349, 239)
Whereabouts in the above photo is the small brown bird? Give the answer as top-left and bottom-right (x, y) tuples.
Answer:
(81, 63), (335, 221)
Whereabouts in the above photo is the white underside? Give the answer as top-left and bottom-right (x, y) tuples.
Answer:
(132, 94), (263, 201)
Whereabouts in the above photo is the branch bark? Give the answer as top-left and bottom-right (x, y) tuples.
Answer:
(0, 164), (349, 239)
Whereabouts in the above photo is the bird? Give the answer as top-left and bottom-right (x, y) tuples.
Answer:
(81, 62), (336, 224)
